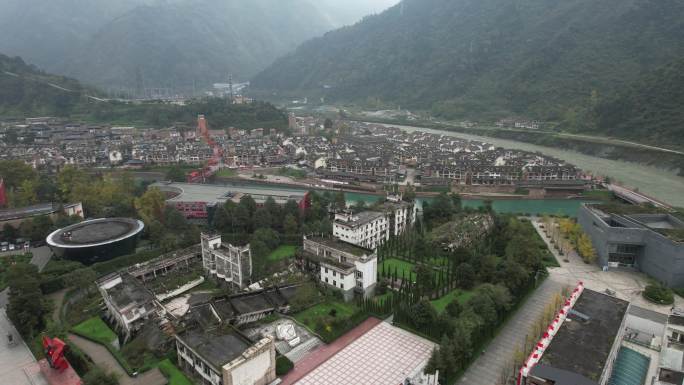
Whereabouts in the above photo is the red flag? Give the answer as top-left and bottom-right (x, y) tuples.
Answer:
(0, 178), (7, 207)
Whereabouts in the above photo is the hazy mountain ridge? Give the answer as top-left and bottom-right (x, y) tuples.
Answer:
(252, 0), (684, 145)
(0, 0), (395, 92)
(0, 54), (85, 116)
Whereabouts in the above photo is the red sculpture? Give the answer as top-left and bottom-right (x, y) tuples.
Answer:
(42, 336), (70, 372)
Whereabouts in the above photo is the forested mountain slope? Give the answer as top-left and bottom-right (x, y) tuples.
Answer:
(0, 0), (345, 91)
(252, 0), (684, 145)
(0, 54), (287, 130)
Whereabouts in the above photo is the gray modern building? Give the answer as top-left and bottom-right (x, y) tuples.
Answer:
(578, 204), (684, 286)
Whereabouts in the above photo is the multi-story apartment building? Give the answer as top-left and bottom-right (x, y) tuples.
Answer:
(201, 233), (252, 290)
(301, 236), (377, 300)
(333, 211), (389, 250)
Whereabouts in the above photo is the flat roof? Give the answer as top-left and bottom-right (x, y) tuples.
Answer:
(105, 274), (154, 311)
(151, 182), (306, 204)
(46, 218), (144, 248)
(0, 203), (56, 221)
(178, 326), (251, 369)
(230, 293), (274, 315)
(538, 289), (629, 383)
(294, 321), (435, 385)
(306, 236), (373, 257)
(334, 211), (385, 228)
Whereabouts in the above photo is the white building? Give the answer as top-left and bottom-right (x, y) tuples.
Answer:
(201, 233), (252, 290)
(176, 326), (276, 385)
(97, 273), (156, 343)
(333, 211), (389, 250)
(302, 236), (377, 300)
(333, 196), (414, 250)
(378, 194), (416, 236)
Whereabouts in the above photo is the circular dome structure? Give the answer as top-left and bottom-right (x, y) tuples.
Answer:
(46, 218), (144, 265)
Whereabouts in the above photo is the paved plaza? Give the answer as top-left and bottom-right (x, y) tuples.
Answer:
(0, 309), (47, 385)
(456, 218), (682, 385)
(294, 321), (436, 385)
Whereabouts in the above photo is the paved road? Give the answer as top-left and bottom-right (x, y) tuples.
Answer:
(456, 278), (565, 385)
(68, 334), (167, 385)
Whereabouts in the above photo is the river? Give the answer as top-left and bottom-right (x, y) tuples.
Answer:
(210, 181), (591, 217)
(377, 123), (684, 207)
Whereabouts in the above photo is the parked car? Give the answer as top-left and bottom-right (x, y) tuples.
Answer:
(8, 244), (15, 251)
(1, 242), (8, 252)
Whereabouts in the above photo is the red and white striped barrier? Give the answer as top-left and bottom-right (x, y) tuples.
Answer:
(517, 282), (584, 385)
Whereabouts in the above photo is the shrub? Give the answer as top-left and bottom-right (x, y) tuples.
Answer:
(276, 355), (294, 376)
(643, 284), (674, 305)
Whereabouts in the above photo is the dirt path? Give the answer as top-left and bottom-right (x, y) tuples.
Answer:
(47, 289), (68, 324)
(68, 334), (166, 385)
(50, 290), (166, 385)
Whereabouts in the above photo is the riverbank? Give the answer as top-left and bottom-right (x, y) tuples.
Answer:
(363, 122), (684, 207)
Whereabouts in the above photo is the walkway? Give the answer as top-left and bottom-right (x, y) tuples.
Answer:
(0, 309), (47, 385)
(49, 289), (166, 385)
(279, 317), (382, 385)
(455, 277), (564, 385)
(67, 334), (166, 385)
(531, 219), (683, 312)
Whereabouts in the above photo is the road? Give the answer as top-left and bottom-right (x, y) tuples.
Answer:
(67, 334), (167, 385)
(455, 218), (682, 385)
(455, 278), (564, 385)
(434, 121), (684, 155)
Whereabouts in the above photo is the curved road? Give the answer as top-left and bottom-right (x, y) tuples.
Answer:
(67, 334), (167, 385)
(47, 290), (166, 385)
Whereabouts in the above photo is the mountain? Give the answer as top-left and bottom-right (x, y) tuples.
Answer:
(0, 54), (85, 116)
(252, 0), (684, 142)
(0, 0), (336, 92)
(0, 54), (287, 130)
(312, 0), (400, 26)
(0, 0), (398, 93)
(591, 58), (684, 146)
(65, 0), (335, 92)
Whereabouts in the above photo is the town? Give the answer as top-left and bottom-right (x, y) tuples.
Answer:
(0, 106), (683, 385)
(0, 114), (585, 201)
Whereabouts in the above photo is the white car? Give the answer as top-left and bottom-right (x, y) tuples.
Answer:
(8, 244), (15, 251)
(1, 245), (7, 252)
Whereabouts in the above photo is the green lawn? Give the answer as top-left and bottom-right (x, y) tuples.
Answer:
(158, 359), (193, 385)
(430, 289), (474, 313)
(293, 301), (357, 330)
(380, 258), (416, 281)
(215, 168), (237, 177)
(71, 317), (118, 345)
(267, 245), (297, 262)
